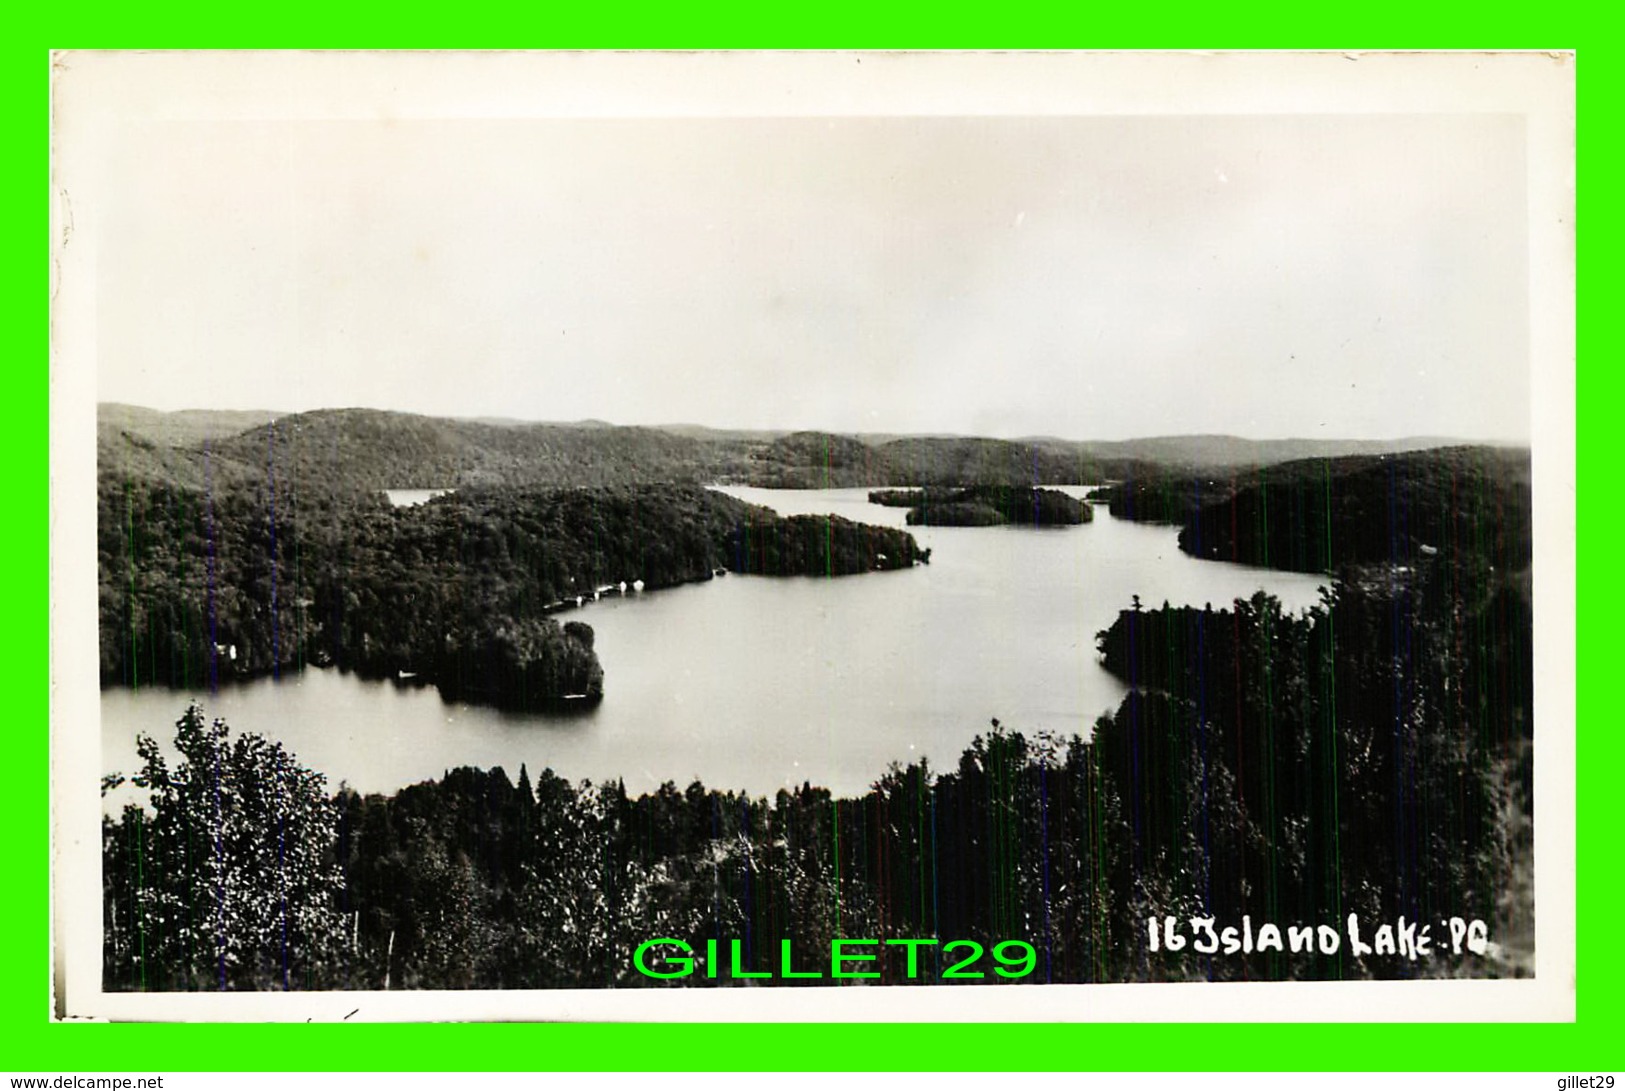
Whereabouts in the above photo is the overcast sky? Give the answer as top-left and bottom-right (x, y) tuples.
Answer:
(89, 109), (1531, 441)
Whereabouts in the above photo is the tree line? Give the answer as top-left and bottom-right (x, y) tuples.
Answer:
(99, 475), (926, 709)
(104, 561), (1530, 988)
(1095, 446), (1530, 572)
(100, 442), (1534, 988)
(101, 403), (1475, 498)
(868, 486), (1092, 526)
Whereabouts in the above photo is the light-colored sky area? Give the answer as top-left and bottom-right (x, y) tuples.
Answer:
(91, 107), (1530, 441)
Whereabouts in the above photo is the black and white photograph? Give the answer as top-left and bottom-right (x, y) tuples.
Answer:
(50, 51), (1575, 1021)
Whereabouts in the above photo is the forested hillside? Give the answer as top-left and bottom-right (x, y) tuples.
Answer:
(1175, 446), (1531, 574)
(99, 403), (1474, 494)
(99, 404), (282, 447)
(1093, 446), (1529, 571)
(98, 406), (1535, 990)
(106, 566), (1532, 993)
(99, 476), (926, 708)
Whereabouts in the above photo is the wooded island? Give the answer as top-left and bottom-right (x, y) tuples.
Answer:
(98, 406), (1534, 989)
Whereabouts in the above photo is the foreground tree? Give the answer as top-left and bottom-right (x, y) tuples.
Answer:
(104, 705), (346, 990)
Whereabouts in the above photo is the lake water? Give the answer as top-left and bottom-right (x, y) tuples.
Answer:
(101, 487), (1332, 806)
(384, 488), (453, 508)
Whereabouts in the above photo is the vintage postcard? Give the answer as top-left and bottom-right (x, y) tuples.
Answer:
(49, 50), (1575, 1021)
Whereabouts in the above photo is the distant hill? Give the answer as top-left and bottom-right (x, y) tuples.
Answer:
(99, 405), (734, 494)
(875, 435), (1107, 487)
(652, 423), (787, 443)
(214, 409), (729, 493)
(1068, 434), (1470, 470)
(740, 431), (886, 487)
(97, 402), (1493, 496)
(99, 404), (283, 447)
(777, 433), (1477, 488)
(96, 420), (261, 492)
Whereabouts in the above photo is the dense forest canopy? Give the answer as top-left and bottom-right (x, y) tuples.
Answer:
(107, 556), (1532, 991)
(100, 471), (926, 709)
(866, 485), (1092, 527)
(101, 404), (1467, 493)
(1174, 446), (1531, 574)
(98, 405), (1535, 989)
(1095, 445), (1529, 568)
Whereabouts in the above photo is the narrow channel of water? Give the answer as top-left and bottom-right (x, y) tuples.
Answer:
(101, 489), (1331, 807)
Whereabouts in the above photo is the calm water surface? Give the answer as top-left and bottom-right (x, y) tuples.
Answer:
(102, 487), (1331, 805)
(384, 488), (453, 507)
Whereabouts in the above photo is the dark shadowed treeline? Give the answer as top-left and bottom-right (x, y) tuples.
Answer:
(100, 436), (1535, 990)
(725, 513), (931, 576)
(1092, 583), (1530, 981)
(105, 547), (1531, 991)
(867, 486), (1091, 527)
(1096, 446), (1530, 572)
(101, 711), (1126, 990)
(1088, 445), (1534, 974)
(1103, 476), (1220, 525)
(99, 475), (926, 709)
(1176, 446), (1531, 575)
